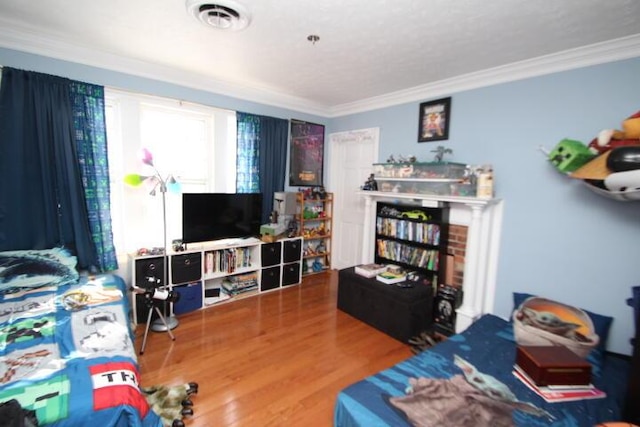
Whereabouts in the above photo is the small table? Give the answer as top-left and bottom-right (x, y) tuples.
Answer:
(337, 267), (434, 343)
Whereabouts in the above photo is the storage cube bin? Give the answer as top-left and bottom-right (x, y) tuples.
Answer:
(373, 162), (468, 179)
(376, 178), (476, 197)
(173, 281), (202, 315)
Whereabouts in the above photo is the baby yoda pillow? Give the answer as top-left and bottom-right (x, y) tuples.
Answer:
(512, 296), (599, 359)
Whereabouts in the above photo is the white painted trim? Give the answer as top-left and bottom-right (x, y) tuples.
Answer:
(0, 18), (638, 118)
(359, 192), (504, 332)
(330, 34), (640, 117)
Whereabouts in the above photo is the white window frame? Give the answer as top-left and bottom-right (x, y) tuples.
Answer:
(105, 89), (236, 257)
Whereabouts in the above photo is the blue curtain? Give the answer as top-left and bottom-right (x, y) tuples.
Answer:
(236, 112), (288, 223)
(236, 112), (261, 193)
(71, 82), (118, 271)
(0, 67), (115, 271)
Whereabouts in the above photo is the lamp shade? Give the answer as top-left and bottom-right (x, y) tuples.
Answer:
(124, 173), (145, 186)
(140, 148), (154, 166)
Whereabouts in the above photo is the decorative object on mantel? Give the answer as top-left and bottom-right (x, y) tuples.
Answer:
(370, 154), (494, 198)
(431, 145), (453, 162)
(544, 110), (640, 201)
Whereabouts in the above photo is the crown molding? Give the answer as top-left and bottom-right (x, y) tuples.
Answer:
(0, 19), (638, 119)
(328, 34), (640, 117)
(0, 22), (330, 117)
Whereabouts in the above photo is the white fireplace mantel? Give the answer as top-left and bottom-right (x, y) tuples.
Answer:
(359, 191), (504, 333)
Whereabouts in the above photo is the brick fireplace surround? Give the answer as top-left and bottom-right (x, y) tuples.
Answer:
(359, 192), (504, 333)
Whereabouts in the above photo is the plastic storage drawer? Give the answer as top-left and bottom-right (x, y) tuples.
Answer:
(173, 281), (202, 315)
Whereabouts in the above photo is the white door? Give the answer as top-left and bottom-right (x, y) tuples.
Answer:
(327, 128), (379, 270)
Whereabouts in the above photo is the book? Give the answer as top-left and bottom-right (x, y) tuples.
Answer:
(376, 270), (407, 284)
(513, 366), (605, 403)
(354, 263), (387, 278)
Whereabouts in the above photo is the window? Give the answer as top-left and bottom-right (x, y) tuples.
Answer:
(106, 89), (236, 256)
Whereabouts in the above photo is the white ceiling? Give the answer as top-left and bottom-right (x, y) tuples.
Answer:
(0, 0), (639, 117)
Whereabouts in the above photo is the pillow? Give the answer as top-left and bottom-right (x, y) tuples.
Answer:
(512, 292), (613, 375)
(0, 247), (79, 294)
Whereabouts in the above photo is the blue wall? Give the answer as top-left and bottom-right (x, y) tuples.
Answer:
(331, 57), (640, 355)
(1, 47), (638, 354)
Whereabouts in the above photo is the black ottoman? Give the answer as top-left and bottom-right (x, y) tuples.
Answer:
(337, 267), (434, 343)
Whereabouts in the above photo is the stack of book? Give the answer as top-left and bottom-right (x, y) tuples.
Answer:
(376, 268), (407, 284)
(513, 345), (605, 403)
(354, 263), (387, 278)
(513, 365), (605, 403)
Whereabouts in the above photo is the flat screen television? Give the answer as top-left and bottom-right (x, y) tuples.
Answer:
(182, 193), (263, 244)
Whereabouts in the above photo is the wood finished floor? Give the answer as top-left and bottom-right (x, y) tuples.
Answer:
(135, 270), (412, 427)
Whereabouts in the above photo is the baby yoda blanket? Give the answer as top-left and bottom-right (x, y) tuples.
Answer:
(334, 315), (629, 427)
(0, 269), (162, 427)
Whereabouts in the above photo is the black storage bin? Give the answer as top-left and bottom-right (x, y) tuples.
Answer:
(283, 239), (302, 263)
(261, 242), (281, 267)
(337, 267), (434, 343)
(171, 253), (201, 284)
(134, 293), (158, 324)
(261, 266), (281, 291)
(135, 256), (165, 287)
(282, 262), (301, 286)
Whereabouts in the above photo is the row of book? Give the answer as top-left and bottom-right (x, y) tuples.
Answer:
(376, 217), (441, 245)
(204, 247), (253, 274)
(376, 239), (440, 271)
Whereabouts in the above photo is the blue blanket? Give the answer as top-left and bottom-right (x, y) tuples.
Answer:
(334, 314), (629, 427)
(0, 273), (162, 426)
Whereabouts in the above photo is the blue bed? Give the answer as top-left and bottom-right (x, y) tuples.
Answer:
(0, 248), (162, 426)
(334, 314), (630, 427)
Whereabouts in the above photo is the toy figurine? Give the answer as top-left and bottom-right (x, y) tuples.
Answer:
(362, 173), (378, 191)
(431, 145), (453, 162)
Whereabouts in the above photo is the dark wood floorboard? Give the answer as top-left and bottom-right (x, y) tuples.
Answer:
(135, 270), (412, 426)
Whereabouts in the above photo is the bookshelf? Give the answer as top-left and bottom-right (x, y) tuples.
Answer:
(374, 201), (449, 288)
(296, 191), (333, 276)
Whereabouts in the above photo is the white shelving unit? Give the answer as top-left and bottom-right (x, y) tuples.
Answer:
(130, 236), (303, 324)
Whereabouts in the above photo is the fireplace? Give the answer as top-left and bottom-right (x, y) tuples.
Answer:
(359, 192), (504, 333)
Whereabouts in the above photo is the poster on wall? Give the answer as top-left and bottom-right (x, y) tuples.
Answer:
(418, 97), (451, 142)
(289, 119), (325, 187)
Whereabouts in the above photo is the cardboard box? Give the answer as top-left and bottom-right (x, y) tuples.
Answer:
(516, 345), (591, 387)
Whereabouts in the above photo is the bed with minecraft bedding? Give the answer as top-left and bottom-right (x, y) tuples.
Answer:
(0, 248), (162, 426)
(334, 313), (631, 427)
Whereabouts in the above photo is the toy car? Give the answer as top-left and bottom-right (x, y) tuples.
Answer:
(400, 210), (429, 220)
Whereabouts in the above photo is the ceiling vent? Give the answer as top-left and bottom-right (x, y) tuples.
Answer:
(186, 0), (251, 31)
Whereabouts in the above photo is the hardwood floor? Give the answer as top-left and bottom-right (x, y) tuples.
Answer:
(135, 270), (412, 427)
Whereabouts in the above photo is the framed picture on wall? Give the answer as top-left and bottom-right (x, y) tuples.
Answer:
(418, 97), (451, 142)
(289, 119), (325, 187)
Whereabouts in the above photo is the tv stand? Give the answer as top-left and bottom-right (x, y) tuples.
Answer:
(130, 236), (303, 324)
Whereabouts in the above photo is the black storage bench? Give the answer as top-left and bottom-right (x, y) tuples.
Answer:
(337, 267), (434, 343)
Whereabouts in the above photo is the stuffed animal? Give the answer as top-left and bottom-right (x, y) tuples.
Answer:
(142, 382), (198, 427)
(588, 110), (640, 154)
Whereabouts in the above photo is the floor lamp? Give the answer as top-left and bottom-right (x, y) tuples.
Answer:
(125, 148), (179, 332)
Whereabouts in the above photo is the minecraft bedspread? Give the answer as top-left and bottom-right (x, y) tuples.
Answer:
(0, 265), (161, 427)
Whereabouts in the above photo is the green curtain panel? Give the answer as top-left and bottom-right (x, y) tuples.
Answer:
(71, 82), (118, 271)
(236, 112), (288, 223)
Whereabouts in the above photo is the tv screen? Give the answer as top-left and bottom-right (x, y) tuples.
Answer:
(182, 193), (263, 244)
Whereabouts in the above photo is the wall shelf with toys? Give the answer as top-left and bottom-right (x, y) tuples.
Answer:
(295, 188), (333, 276)
(546, 110), (640, 201)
